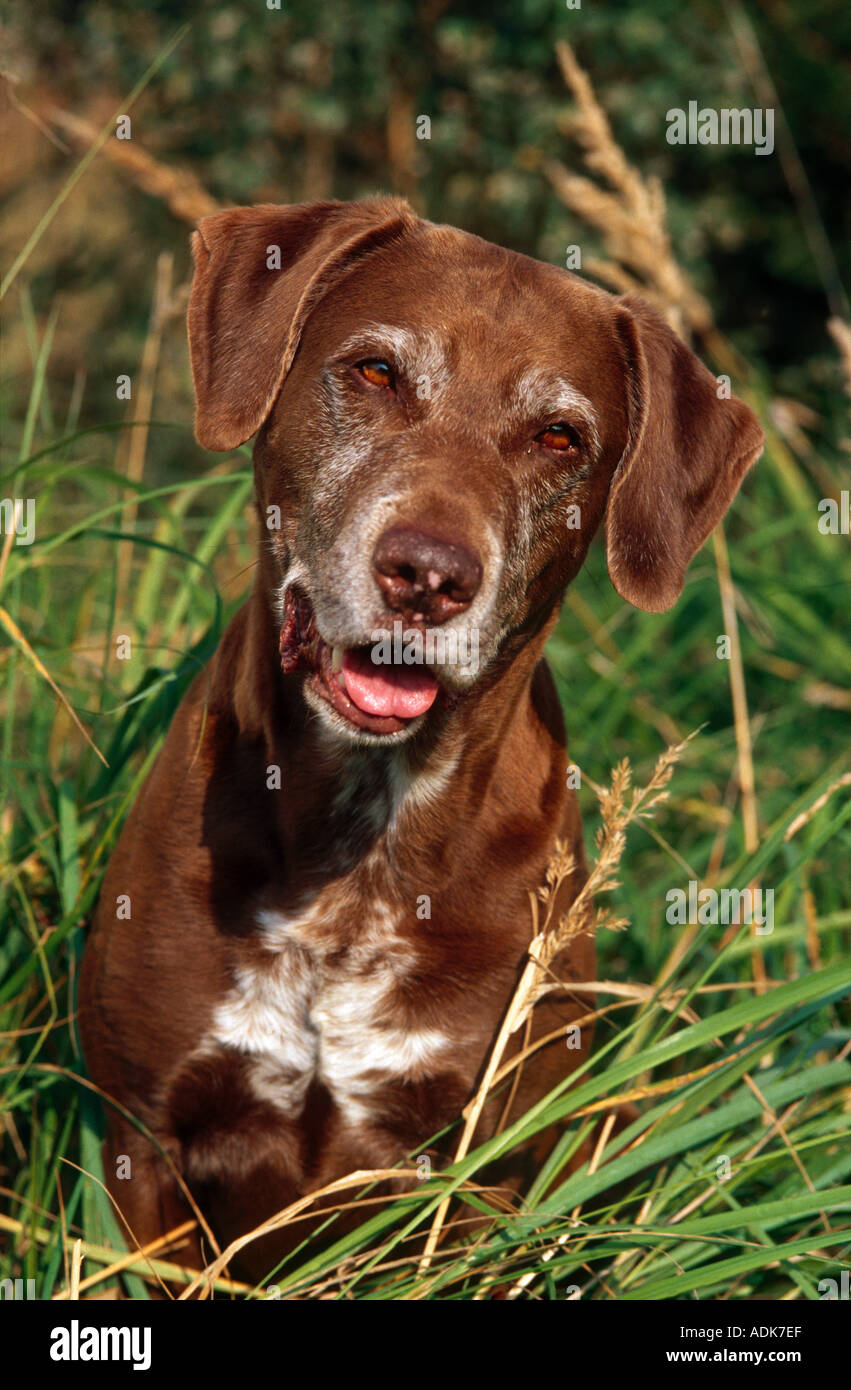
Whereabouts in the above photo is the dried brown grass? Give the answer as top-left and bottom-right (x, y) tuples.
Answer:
(827, 317), (851, 400)
(418, 736), (693, 1270)
(47, 108), (220, 225)
(547, 41), (713, 343)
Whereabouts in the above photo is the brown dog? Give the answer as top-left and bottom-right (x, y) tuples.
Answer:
(79, 198), (763, 1280)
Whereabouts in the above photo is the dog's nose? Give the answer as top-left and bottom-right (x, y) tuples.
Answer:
(373, 526), (482, 623)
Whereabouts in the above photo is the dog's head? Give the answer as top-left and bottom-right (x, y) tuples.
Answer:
(188, 198), (763, 744)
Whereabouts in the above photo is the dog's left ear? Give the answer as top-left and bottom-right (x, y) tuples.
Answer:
(606, 294), (764, 613)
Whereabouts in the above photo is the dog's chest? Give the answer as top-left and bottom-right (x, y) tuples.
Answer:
(207, 901), (450, 1123)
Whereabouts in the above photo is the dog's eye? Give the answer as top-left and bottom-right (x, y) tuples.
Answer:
(357, 360), (395, 390)
(537, 423), (582, 453)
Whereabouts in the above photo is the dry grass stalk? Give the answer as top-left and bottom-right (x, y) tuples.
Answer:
(548, 41), (714, 343)
(48, 107), (221, 225)
(0, 1207), (247, 1296)
(56, 1142), (223, 1294)
(1, 71), (70, 152)
(0, 606), (107, 767)
(520, 738), (694, 1026)
(418, 735), (692, 1273)
(827, 318), (851, 400)
(547, 44), (771, 1008)
(68, 1237), (83, 1300)
(52, 1219), (197, 1300)
(486, 976), (787, 1098)
(711, 526), (766, 993)
(784, 773), (851, 843)
(179, 1167), (495, 1300)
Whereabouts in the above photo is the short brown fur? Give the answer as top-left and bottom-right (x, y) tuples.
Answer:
(79, 198), (763, 1282)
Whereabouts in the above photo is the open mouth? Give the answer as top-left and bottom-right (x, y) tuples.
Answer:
(279, 586), (446, 736)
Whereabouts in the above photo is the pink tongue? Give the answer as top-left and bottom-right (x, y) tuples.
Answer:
(341, 649), (439, 719)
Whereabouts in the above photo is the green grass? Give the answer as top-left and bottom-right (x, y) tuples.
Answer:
(2, 338), (849, 1299)
(1, 118), (849, 1299)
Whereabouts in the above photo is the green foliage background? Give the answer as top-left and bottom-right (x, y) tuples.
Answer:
(1, 0), (849, 1300)
(4, 0), (849, 425)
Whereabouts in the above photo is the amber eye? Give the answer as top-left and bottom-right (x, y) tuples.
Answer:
(357, 360), (395, 390)
(537, 422), (582, 452)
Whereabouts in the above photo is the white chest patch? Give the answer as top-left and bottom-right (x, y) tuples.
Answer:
(207, 904), (451, 1124)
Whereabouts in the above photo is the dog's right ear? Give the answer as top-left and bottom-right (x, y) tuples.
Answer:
(187, 199), (414, 451)
(605, 295), (764, 612)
